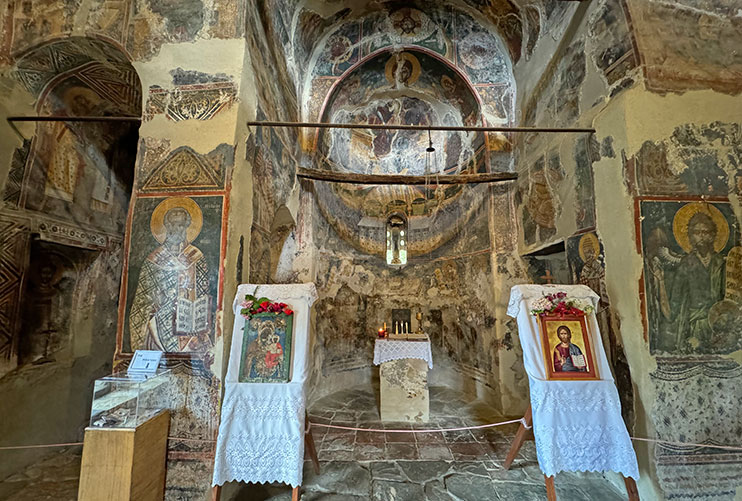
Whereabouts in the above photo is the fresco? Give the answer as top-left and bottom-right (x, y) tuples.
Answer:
(587, 0), (638, 88)
(313, 20), (361, 76)
(13, 37), (140, 106)
(631, 122), (737, 198)
(629, 0), (742, 94)
(22, 78), (137, 234)
(455, 11), (511, 84)
(640, 200), (741, 355)
(651, 358), (742, 499)
(574, 135), (598, 231)
(519, 154), (563, 247)
(137, 141), (233, 193)
(362, 8), (447, 59)
(301, 4), (514, 152)
(123, 195), (223, 353)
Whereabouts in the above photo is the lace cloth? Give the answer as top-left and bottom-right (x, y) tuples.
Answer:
(212, 283), (318, 488)
(373, 338), (433, 369)
(508, 284), (639, 479)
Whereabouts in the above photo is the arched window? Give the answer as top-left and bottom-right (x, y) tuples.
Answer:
(386, 213), (408, 266)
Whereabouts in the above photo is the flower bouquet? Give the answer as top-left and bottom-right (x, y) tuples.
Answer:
(530, 292), (594, 317)
(240, 294), (293, 319)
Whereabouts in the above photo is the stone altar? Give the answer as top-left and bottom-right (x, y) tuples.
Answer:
(374, 337), (432, 422)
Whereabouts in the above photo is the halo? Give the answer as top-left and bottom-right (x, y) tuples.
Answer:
(385, 52), (421, 85)
(150, 197), (203, 244)
(672, 202), (729, 253)
(578, 233), (600, 262)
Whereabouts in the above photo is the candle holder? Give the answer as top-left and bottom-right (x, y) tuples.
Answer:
(416, 310), (424, 334)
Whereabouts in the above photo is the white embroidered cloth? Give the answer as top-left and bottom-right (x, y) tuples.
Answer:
(508, 284), (639, 479)
(212, 283), (318, 488)
(373, 338), (433, 369)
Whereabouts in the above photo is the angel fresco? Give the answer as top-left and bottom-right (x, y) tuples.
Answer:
(642, 201), (742, 354)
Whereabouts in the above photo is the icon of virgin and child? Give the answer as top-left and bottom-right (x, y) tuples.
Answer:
(553, 325), (587, 372)
(241, 317), (290, 382)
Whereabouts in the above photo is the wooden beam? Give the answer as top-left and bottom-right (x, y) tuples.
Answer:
(296, 167), (517, 185)
(248, 120), (595, 134)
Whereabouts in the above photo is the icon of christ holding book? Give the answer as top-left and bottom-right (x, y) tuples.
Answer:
(129, 197), (211, 353)
(553, 325), (587, 372)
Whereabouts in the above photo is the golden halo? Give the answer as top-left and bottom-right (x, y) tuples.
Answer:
(672, 202), (729, 253)
(150, 197), (203, 244)
(385, 52), (421, 86)
(578, 233), (600, 263)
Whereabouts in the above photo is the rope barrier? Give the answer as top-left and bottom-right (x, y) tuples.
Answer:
(309, 417), (526, 433)
(3, 420), (742, 453)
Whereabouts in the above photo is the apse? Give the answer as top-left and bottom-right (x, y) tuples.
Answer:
(293, 6), (518, 408)
(313, 48), (490, 258)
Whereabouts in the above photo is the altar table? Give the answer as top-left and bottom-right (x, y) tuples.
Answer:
(373, 336), (432, 422)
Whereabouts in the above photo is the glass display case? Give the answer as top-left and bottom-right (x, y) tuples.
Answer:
(89, 369), (172, 428)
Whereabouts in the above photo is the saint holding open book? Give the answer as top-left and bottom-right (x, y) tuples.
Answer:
(129, 197), (211, 352)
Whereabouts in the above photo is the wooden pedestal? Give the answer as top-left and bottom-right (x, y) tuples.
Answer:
(78, 409), (170, 501)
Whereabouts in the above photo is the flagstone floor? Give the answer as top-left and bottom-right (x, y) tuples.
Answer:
(0, 386), (630, 500)
(223, 386), (629, 500)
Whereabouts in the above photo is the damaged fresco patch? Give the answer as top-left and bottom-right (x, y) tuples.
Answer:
(144, 68), (238, 122)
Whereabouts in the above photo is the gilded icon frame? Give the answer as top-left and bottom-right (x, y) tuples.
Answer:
(539, 314), (599, 380)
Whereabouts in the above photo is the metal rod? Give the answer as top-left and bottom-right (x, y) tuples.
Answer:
(297, 167), (517, 185)
(248, 120), (594, 134)
(7, 115), (142, 123)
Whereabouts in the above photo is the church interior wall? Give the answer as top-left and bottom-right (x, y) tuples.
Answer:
(594, 88), (742, 501)
(0, 33), (140, 481)
(1, 1), (741, 500)
(510, 0), (742, 498)
(119, 35), (248, 498)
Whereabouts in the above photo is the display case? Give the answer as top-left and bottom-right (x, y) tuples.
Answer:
(89, 369), (172, 428)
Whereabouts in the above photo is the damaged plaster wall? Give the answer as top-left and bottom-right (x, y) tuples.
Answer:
(0, 10), (141, 479)
(513, 0), (742, 498)
(116, 36), (244, 498)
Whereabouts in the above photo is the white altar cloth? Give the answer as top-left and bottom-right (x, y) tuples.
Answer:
(212, 283), (317, 488)
(508, 284), (639, 479)
(373, 337), (433, 369)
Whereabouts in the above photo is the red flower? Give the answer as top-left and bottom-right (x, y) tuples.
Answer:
(283, 308), (293, 315)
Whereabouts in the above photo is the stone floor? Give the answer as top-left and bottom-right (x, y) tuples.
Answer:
(223, 386), (629, 500)
(0, 446), (82, 500)
(0, 386), (630, 500)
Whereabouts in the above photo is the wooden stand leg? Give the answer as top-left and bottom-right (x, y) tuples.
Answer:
(623, 476), (640, 501)
(504, 405), (532, 470)
(544, 475), (557, 501)
(305, 413), (320, 475)
(292, 486), (300, 501)
(211, 485), (221, 501)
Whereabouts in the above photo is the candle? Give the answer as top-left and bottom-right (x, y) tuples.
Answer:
(395, 322), (399, 335)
